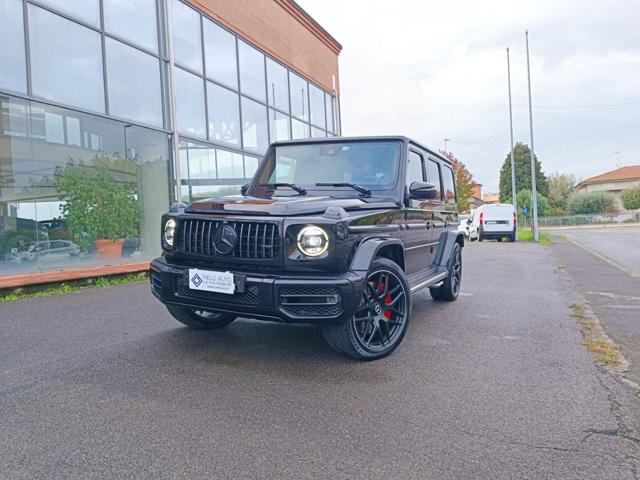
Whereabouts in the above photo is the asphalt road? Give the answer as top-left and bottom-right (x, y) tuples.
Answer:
(561, 226), (640, 275)
(1, 242), (638, 479)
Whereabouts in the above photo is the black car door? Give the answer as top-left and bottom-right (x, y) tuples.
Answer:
(425, 156), (446, 261)
(404, 149), (434, 275)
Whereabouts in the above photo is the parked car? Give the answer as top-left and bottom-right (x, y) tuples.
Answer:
(11, 240), (82, 262)
(472, 204), (517, 242)
(458, 214), (478, 241)
(151, 136), (464, 360)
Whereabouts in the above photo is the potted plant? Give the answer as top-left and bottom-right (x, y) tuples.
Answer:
(54, 161), (140, 259)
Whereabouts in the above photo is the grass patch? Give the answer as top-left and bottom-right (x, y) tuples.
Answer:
(0, 272), (148, 302)
(518, 229), (551, 245)
(585, 336), (620, 365)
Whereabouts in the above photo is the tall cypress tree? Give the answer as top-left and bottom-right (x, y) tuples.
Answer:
(499, 142), (548, 202)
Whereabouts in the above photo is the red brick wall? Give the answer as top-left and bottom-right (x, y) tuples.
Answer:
(186, 0), (341, 94)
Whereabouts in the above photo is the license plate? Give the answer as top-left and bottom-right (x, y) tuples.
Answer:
(188, 269), (235, 294)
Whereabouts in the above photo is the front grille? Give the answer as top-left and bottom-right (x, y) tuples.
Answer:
(174, 276), (260, 305)
(176, 219), (280, 260)
(280, 286), (342, 318)
(150, 272), (162, 296)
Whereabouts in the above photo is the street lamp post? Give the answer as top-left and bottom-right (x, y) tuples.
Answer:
(444, 138), (450, 155)
(525, 30), (539, 242)
(506, 48), (517, 238)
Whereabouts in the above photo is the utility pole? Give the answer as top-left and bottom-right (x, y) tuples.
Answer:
(506, 48), (517, 238)
(444, 138), (450, 155)
(525, 30), (539, 242)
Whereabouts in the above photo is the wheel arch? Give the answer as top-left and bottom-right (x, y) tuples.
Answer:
(350, 237), (405, 273)
(434, 230), (464, 269)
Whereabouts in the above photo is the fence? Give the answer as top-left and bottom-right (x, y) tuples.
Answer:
(520, 212), (639, 229)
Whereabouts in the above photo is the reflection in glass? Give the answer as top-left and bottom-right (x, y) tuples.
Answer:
(38, 0), (100, 26)
(291, 118), (310, 139)
(171, 0), (202, 73)
(104, 0), (158, 53)
(207, 82), (240, 146)
(203, 19), (237, 89)
(311, 126), (326, 138)
(325, 93), (335, 133)
(29, 5), (104, 113)
(217, 149), (244, 179)
(0, 94), (170, 277)
(0, 0), (27, 93)
(174, 67), (206, 138)
(309, 84), (326, 129)
(289, 72), (308, 121)
(241, 97), (268, 153)
(269, 109), (290, 143)
(266, 58), (289, 113)
(244, 156), (260, 178)
(106, 39), (162, 127)
(238, 41), (266, 102)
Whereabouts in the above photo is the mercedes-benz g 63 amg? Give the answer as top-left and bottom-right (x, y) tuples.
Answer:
(151, 136), (463, 360)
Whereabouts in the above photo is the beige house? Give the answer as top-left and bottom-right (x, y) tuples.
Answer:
(575, 165), (640, 211)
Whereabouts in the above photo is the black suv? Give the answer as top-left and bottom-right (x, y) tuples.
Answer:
(151, 136), (463, 360)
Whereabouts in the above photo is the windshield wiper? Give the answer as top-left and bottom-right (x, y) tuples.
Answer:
(315, 182), (372, 197)
(259, 183), (307, 196)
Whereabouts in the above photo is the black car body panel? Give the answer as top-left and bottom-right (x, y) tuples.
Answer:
(151, 136), (464, 324)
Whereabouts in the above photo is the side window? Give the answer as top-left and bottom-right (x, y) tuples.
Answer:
(442, 165), (456, 205)
(425, 158), (442, 201)
(406, 150), (424, 187)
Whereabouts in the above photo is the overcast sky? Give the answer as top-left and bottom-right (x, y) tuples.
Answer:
(298, 0), (640, 193)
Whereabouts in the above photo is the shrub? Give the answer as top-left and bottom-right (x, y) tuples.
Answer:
(621, 184), (640, 210)
(566, 191), (615, 215)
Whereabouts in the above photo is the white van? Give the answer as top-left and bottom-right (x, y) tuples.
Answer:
(470, 204), (516, 242)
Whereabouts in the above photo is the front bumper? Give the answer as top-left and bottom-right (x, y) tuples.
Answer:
(150, 257), (365, 324)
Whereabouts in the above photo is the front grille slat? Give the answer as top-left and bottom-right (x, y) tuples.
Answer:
(177, 218), (280, 260)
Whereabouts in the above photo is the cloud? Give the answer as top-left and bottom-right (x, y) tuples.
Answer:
(298, 0), (640, 191)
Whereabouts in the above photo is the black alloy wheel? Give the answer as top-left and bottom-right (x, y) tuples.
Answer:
(322, 258), (411, 360)
(166, 305), (237, 330)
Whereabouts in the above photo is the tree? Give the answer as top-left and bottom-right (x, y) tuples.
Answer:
(499, 143), (548, 203)
(515, 189), (550, 219)
(441, 150), (475, 213)
(566, 191), (615, 215)
(547, 173), (576, 212)
(622, 184), (640, 210)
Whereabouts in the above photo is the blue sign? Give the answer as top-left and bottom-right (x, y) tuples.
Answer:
(522, 206), (529, 214)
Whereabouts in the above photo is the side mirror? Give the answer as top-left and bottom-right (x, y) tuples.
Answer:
(466, 218), (472, 225)
(240, 183), (249, 196)
(409, 181), (438, 200)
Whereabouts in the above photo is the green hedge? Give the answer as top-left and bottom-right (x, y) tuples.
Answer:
(622, 184), (640, 210)
(566, 191), (615, 215)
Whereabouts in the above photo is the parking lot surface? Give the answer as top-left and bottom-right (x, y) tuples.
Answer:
(1, 242), (638, 479)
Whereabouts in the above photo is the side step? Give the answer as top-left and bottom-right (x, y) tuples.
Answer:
(408, 270), (448, 294)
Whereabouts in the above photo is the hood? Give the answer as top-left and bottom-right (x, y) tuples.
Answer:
(186, 195), (399, 216)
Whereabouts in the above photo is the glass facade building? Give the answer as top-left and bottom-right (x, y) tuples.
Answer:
(0, 0), (340, 279)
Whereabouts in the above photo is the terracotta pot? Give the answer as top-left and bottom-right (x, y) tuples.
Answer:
(95, 239), (125, 259)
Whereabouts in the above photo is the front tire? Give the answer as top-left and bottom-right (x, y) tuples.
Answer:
(166, 305), (236, 330)
(430, 242), (462, 302)
(321, 258), (410, 361)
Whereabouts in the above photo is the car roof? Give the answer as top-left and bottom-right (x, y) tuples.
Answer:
(270, 135), (452, 165)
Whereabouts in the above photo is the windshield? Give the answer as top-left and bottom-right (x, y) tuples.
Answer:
(249, 140), (401, 197)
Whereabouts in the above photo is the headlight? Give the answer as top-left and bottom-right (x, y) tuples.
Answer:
(164, 218), (176, 247)
(296, 226), (329, 257)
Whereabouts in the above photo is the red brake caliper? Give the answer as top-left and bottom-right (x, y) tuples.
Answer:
(384, 295), (392, 319)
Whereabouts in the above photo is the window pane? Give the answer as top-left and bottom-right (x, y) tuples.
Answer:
(266, 58), (289, 113)
(0, 0), (26, 93)
(241, 97), (268, 153)
(29, 5), (104, 113)
(238, 41), (265, 102)
(325, 93), (335, 133)
(406, 151), (424, 185)
(442, 165), (456, 205)
(207, 82), (240, 146)
(203, 19), (237, 89)
(426, 159), (442, 199)
(244, 155), (260, 178)
(38, 0), (99, 26)
(184, 142), (216, 179)
(310, 127), (326, 138)
(291, 119), (309, 139)
(217, 149), (244, 179)
(106, 39), (162, 127)
(309, 84), (326, 128)
(104, 0), (158, 53)
(268, 109), (290, 143)
(174, 67), (205, 137)
(171, 0), (202, 73)
(289, 72), (308, 121)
